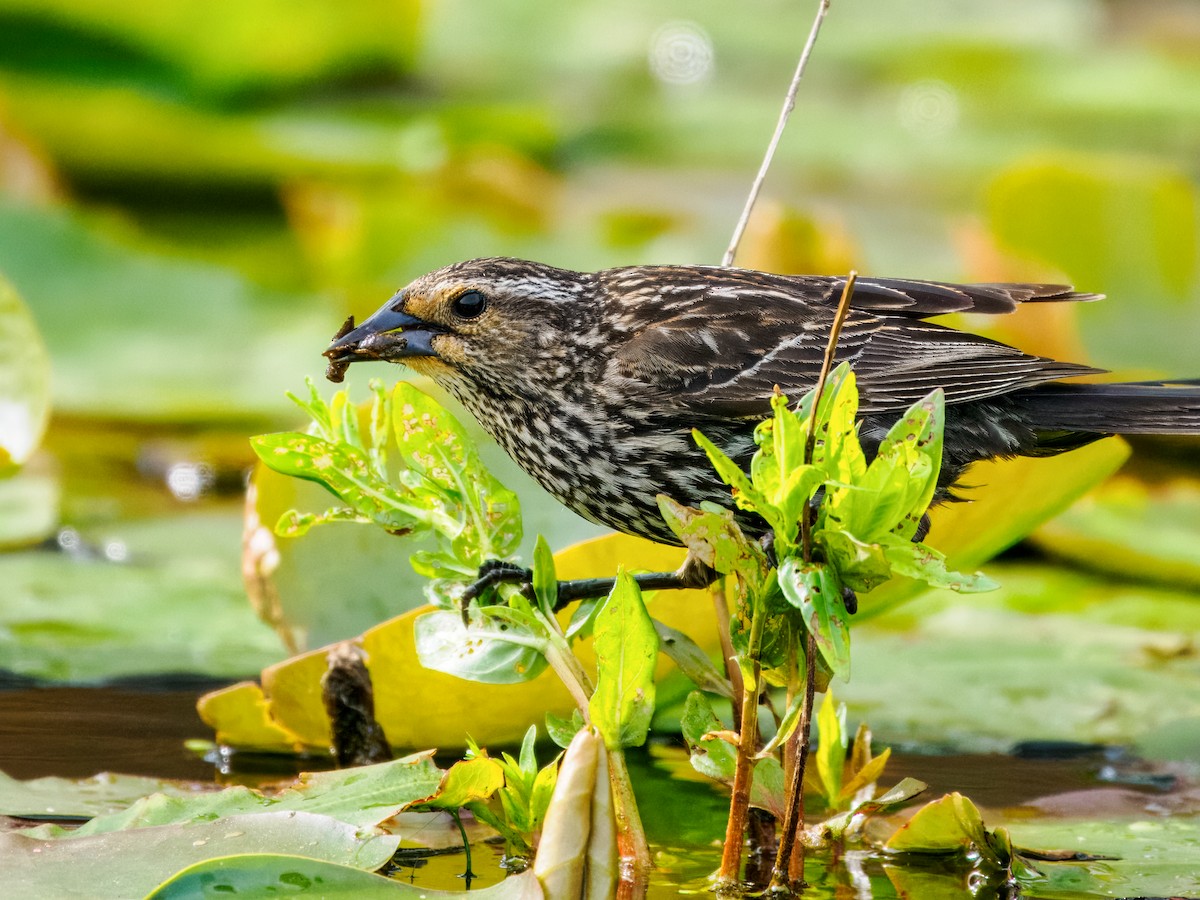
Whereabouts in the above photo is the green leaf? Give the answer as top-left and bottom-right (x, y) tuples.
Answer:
(414, 610), (549, 685)
(0, 813), (400, 900)
(825, 389), (944, 542)
(812, 365), (867, 485)
(656, 495), (769, 590)
(885, 792), (990, 854)
(23, 753), (443, 839)
(409, 757), (505, 811)
(653, 619), (734, 700)
(532, 534), (558, 618)
(679, 692), (787, 819)
(564, 597), (603, 642)
(392, 382), (522, 561)
(517, 724), (538, 778)
(879, 388), (945, 540)
(880, 535), (998, 593)
(817, 529), (892, 593)
(839, 748), (892, 802)
(589, 572), (659, 749)
(815, 691), (848, 805)
(778, 557), (852, 679)
(251, 432), (456, 535)
(146, 857), (543, 899)
(692, 429), (778, 529)
(545, 709), (586, 750)
(274, 506), (368, 538)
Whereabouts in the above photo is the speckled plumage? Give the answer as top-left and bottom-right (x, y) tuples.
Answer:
(326, 258), (1200, 545)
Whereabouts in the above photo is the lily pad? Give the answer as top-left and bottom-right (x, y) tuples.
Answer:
(0, 0), (420, 101)
(0, 199), (330, 420)
(1001, 816), (1200, 899)
(1032, 476), (1200, 593)
(857, 437), (1129, 619)
(0, 456), (57, 548)
(987, 153), (1200, 375)
(147, 857), (544, 899)
(840, 561), (1200, 753)
(19, 752), (444, 839)
(0, 811), (400, 900)
(0, 510), (285, 681)
(0, 771), (197, 820)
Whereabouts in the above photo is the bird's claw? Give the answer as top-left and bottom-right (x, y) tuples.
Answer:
(459, 560), (533, 625)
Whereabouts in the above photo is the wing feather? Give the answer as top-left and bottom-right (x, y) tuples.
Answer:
(602, 267), (1103, 418)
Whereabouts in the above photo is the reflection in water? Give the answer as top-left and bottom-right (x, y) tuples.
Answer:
(0, 681), (227, 782)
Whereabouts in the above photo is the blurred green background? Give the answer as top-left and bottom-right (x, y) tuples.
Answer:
(1, 0), (1199, 754)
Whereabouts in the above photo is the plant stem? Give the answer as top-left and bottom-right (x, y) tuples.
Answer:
(451, 810), (475, 886)
(608, 748), (652, 879)
(722, 0), (832, 267)
(716, 598), (766, 888)
(712, 585), (744, 730)
(770, 630), (817, 892)
(544, 641), (594, 723)
(767, 272), (857, 894)
(800, 270), (857, 562)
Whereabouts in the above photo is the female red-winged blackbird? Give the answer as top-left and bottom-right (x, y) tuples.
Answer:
(325, 258), (1200, 546)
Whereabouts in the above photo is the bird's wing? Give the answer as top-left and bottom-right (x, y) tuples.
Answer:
(604, 270), (1102, 417)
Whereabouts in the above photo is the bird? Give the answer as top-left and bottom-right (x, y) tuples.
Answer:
(324, 257), (1200, 549)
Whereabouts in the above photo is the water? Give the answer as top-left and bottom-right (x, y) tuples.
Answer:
(0, 678), (1151, 896)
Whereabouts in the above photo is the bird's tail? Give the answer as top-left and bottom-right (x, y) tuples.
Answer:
(1017, 380), (1200, 439)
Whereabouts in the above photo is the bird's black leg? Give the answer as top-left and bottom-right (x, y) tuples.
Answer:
(461, 553), (719, 621)
(460, 560), (533, 624)
(554, 552), (718, 608)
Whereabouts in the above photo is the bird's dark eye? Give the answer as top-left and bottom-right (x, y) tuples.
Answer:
(451, 289), (487, 319)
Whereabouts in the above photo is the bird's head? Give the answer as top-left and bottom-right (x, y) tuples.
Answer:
(324, 258), (595, 396)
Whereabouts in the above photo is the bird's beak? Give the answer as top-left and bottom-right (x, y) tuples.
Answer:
(323, 292), (442, 382)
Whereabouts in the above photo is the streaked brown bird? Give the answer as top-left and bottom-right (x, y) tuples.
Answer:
(324, 258), (1200, 547)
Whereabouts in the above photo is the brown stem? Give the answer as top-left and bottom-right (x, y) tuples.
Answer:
(716, 590), (766, 889)
(800, 271), (858, 562)
(770, 630), (818, 891)
(608, 748), (652, 880)
(712, 585), (744, 731)
(717, 652), (762, 889)
(768, 273), (857, 892)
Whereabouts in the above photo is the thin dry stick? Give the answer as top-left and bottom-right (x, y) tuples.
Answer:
(722, 0), (832, 267)
(772, 273), (858, 892)
(799, 271), (857, 561)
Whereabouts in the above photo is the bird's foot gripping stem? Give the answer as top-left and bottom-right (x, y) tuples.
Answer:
(459, 552), (719, 622)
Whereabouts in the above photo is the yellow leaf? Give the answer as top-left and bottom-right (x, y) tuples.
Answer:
(202, 532), (719, 752)
(195, 681), (305, 751)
